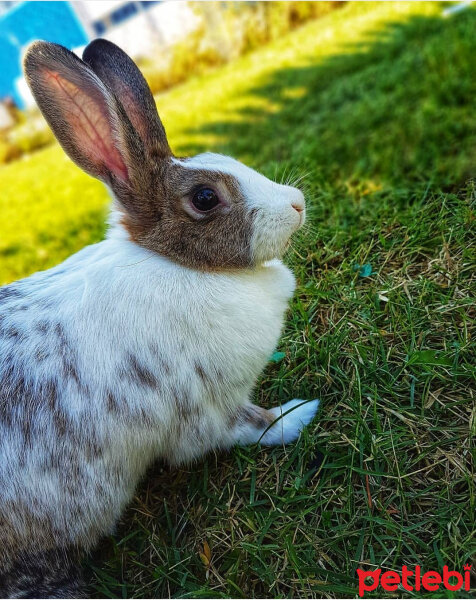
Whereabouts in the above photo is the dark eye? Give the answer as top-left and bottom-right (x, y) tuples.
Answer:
(192, 187), (220, 212)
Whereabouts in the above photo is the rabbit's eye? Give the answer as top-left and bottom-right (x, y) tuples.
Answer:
(192, 188), (220, 212)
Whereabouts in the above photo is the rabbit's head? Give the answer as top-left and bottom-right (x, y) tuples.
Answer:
(24, 40), (305, 270)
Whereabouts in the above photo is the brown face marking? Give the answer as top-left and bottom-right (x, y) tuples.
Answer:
(115, 160), (254, 271)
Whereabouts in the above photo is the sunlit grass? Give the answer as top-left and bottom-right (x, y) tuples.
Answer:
(0, 147), (106, 284)
(1, 1), (475, 598)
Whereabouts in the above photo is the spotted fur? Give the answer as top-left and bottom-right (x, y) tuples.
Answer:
(0, 39), (319, 596)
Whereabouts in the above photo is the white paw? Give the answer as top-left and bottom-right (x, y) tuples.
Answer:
(261, 398), (319, 445)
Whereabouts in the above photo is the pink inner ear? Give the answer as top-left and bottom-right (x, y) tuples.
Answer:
(118, 85), (148, 142)
(45, 70), (128, 182)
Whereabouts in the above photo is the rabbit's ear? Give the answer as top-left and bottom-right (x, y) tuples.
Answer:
(24, 41), (129, 183)
(82, 39), (171, 159)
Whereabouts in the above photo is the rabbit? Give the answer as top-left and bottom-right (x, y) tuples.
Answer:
(0, 39), (319, 598)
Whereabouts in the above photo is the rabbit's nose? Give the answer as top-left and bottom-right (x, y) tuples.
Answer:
(290, 192), (305, 214)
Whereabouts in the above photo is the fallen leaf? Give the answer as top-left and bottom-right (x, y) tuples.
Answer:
(199, 540), (212, 567)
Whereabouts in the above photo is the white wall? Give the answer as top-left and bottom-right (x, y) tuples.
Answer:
(74, 0), (123, 21)
(74, 1), (199, 58)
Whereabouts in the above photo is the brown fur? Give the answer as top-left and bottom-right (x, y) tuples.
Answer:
(116, 163), (254, 270)
(235, 404), (275, 430)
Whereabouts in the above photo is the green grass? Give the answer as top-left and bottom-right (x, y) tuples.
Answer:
(1, 2), (475, 597)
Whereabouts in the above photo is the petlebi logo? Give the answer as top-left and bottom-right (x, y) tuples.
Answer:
(356, 564), (472, 597)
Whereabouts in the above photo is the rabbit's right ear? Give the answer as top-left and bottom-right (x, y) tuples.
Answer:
(83, 39), (171, 159)
(23, 41), (130, 183)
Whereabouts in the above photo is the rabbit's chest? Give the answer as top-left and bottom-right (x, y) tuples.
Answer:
(177, 261), (296, 381)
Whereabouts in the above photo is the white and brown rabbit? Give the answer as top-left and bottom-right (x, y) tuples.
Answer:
(0, 39), (319, 598)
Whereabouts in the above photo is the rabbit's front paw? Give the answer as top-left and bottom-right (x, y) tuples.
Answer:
(262, 398), (319, 445)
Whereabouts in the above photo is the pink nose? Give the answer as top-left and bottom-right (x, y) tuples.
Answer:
(292, 202), (304, 213)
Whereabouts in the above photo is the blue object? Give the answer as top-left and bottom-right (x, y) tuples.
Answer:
(0, 2), (89, 107)
(353, 263), (374, 278)
(270, 351), (286, 363)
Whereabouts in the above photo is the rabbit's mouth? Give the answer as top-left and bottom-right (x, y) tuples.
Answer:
(295, 209), (306, 229)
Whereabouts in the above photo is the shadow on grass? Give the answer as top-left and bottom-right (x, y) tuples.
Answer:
(178, 11), (476, 192)
(91, 10), (476, 599)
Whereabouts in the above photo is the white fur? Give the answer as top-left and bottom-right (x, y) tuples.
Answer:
(0, 224), (320, 551)
(266, 399), (320, 444)
(233, 399), (320, 446)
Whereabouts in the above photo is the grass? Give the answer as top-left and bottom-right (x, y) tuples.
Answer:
(1, 1), (475, 597)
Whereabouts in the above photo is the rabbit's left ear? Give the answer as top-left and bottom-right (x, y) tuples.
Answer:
(24, 41), (132, 184)
(83, 39), (171, 159)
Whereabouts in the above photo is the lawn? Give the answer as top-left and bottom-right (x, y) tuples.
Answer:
(1, 1), (475, 598)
